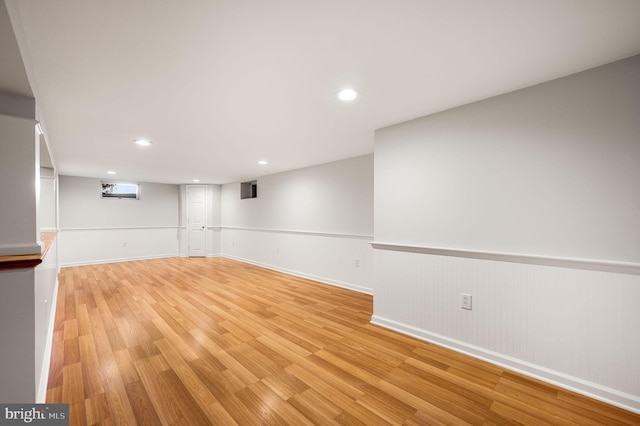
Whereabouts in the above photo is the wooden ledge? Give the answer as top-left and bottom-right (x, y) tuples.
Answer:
(0, 232), (57, 271)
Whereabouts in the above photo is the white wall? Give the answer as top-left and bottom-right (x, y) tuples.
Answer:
(34, 237), (58, 402)
(373, 55), (640, 412)
(0, 113), (39, 255)
(0, 98), (54, 403)
(58, 176), (180, 265)
(221, 155), (374, 293)
(222, 154), (373, 235)
(375, 56), (640, 262)
(0, 268), (36, 402)
(39, 170), (57, 231)
(206, 184), (222, 256)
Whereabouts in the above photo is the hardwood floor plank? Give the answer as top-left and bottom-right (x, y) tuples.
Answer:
(490, 400), (567, 426)
(355, 384), (417, 425)
(102, 389), (137, 426)
(255, 332), (311, 364)
(312, 349), (381, 386)
(46, 257), (640, 425)
(64, 292), (76, 321)
(247, 380), (316, 426)
(98, 308), (127, 353)
(556, 389), (640, 426)
(218, 392), (266, 425)
(202, 401), (239, 426)
(375, 379), (473, 425)
(399, 359), (494, 408)
(76, 303), (92, 337)
(288, 388), (342, 425)
(247, 337), (296, 369)
(125, 380), (163, 426)
(333, 401), (389, 426)
(78, 335), (106, 397)
(285, 362), (362, 411)
(384, 366), (490, 425)
(63, 336), (80, 365)
(112, 348), (140, 386)
(235, 385), (289, 425)
(68, 401), (86, 426)
(158, 368), (212, 426)
(260, 370), (310, 401)
(133, 357), (184, 425)
(172, 363), (218, 408)
(48, 330), (66, 388)
(83, 392), (110, 425)
(61, 362), (84, 404)
(46, 386), (62, 404)
(227, 342), (284, 379)
(495, 377), (632, 426)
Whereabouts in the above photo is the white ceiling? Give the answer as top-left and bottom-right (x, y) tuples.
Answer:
(5, 0), (640, 185)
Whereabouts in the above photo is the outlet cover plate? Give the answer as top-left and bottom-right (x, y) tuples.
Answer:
(461, 293), (472, 310)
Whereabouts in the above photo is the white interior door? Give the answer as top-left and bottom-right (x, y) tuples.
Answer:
(187, 185), (207, 257)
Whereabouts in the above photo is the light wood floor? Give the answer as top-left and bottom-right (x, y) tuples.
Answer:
(46, 257), (640, 425)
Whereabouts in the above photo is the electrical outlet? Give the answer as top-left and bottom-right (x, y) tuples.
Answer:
(355, 259), (360, 268)
(276, 248), (280, 254)
(461, 293), (472, 310)
(122, 242), (127, 247)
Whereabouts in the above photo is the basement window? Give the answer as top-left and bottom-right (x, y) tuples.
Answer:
(240, 180), (257, 199)
(101, 182), (140, 199)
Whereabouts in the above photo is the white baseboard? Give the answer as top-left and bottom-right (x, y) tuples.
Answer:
(371, 315), (640, 414)
(60, 253), (179, 268)
(223, 254), (373, 295)
(36, 278), (59, 403)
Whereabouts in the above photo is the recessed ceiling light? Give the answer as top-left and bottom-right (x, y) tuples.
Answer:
(258, 160), (268, 165)
(338, 88), (358, 101)
(107, 171), (116, 175)
(193, 179), (200, 183)
(134, 139), (152, 146)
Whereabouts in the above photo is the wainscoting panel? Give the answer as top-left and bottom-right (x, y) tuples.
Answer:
(221, 227), (373, 294)
(207, 227), (222, 257)
(59, 227), (180, 266)
(372, 247), (640, 413)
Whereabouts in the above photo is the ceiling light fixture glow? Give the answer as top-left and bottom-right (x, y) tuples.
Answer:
(134, 139), (152, 146)
(193, 179), (200, 183)
(338, 88), (358, 101)
(258, 160), (268, 165)
(107, 171), (116, 175)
